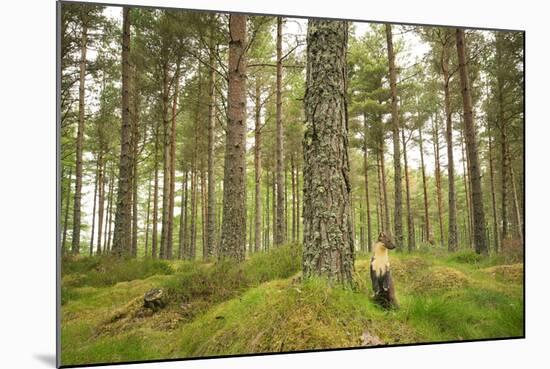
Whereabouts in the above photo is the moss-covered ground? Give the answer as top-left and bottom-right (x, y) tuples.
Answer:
(60, 245), (523, 366)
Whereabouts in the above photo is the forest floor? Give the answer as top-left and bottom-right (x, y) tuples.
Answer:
(60, 245), (524, 366)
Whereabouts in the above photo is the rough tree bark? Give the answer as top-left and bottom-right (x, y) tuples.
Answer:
(385, 24), (403, 251)
(112, 7), (133, 257)
(363, 114), (372, 251)
(432, 114), (445, 246)
(206, 34), (217, 259)
(219, 15), (248, 261)
(456, 29), (488, 255)
(488, 123), (500, 252)
(62, 167), (72, 255)
(159, 59), (171, 259)
(302, 20), (354, 284)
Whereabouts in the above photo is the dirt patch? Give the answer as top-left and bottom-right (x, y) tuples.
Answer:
(482, 264), (523, 284)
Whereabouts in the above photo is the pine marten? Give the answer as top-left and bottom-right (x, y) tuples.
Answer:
(370, 232), (399, 309)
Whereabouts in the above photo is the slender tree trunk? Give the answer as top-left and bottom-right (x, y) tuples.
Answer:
(401, 129), (415, 252)
(62, 168), (72, 255)
(206, 35), (217, 259)
(510, 166), (524, 245)
(254, 78), (262, 252)
(487, 122), (500, 253)
(89, 161), (99, 255)
(201, 163), (208, 260)
(418, 127), (431, 244)
(159, 60), (170, 259)
(112, 7), (133, 257)
(385, 24), (403, 251)
(152, 120), (160, 259)
(460, 124), (473, 247)
(265, 169), (270, 251)
(96, 158), (105, 255)
(380, 148), (390, 233)
(166, 69), (180, 260)
(432, 114), (445, 246)
(71, 21), (88, 254)
(303, 20), (353, 284)
(296, 163), (301, 241)
(105, 165), (115, 253)
(442, 45), (458, 252)
(275, 16), (285, 246)
(376, 152), (383, 235)
(220, 15), (248, 261)
(178, 170), (188, 259)
(144, 173), (152, 257)
(190, 167), (197, 259)
(272, 170), (277, 246)
(362, 115), (372, 251)
(131, 82), (140, 258)
(291, 155), (297, 242)
(456, 29), (488, 255)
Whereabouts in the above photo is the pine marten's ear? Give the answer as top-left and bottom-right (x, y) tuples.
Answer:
(378, 232), (386, 240)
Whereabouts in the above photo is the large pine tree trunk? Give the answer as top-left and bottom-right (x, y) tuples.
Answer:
(254, 78), (262, 252)
(302, 20), (354, 284)
(131, 77), (141, 258)
(456, 29), (488, 255)
(442, 44), (458, 251)
(385, 24), (403, 251)
(104, 165), (115, 253)
(206, 36), (217, 259)
(71, 21), (88, 254)
(275, 16), (285, 247)
(418, 127), (431, 243)
(432, 115), (445, 246)
(460, 124), (473, 247)
(380, 148), (390, 233)
(219, 15), (248, 261)
(112, 7), (133, 256)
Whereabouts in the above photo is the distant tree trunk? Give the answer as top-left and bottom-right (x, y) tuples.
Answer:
(275, 16), (285, 247)
(284, 168), (289, 240)
(89, 161), (99, 255)
(265, 169), (270, 251)
(418, 127), (431, 243)
(206, 36), (217, 259)
(219, 15), (248, 261)
(359, 201), (365, 251)
(291, 155), (297, 242)
(62, 168), (72, 255)
(152, 120), (160, 259)
(272, 170), (277, 246)
(487, 125), (500, 253)
(362, 115), (372, 251)
(166, 69), (180, 260)
(178, 170), (188, 259)
(441, 45), (458, 252)
(201, 163), (208, 260)
(302, 19), (353, 284)
(96, 158), (105, 255)
(376, 152), (383, 235)
(510, 166), (524, 245)
(253, 78), (262, 253)
(385, 24), (403, 251)
(456, 28), (488, 255)
(112, 7), (133, 257)
(401, 129), (415, 252)
(460, 124), (473, 247)
(159, 59), (171, 260)
(432, 114), (445, 246)
(71, 21), (88, 255)
(190, 167), (198, 260)
(296, 163), (301, 241)
(144, 174), (152, 257)
(380, 148), (390, 233)
(105, 165), (115, 253)
(131, 79), (141, 258)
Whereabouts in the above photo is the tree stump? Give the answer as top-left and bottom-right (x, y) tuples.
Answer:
(144, 288), (166, 311)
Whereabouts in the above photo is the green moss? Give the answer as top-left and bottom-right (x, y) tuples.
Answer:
(60, 246), (524, 366)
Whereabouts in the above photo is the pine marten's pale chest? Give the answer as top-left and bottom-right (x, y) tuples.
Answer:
(371, 242), (390, 277)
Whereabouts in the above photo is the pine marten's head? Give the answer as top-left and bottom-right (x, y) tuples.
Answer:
(377, 232), (396, 250)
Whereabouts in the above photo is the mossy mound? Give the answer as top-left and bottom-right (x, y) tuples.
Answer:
(482, 264), (523, 283)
